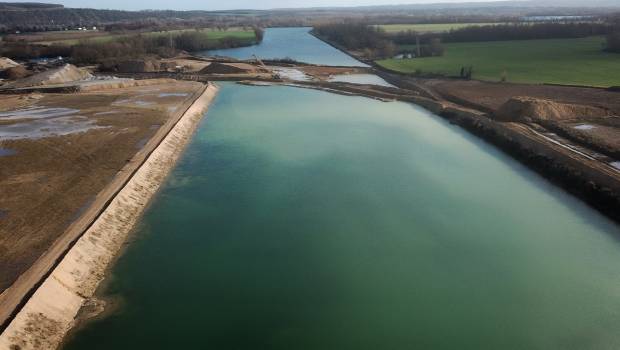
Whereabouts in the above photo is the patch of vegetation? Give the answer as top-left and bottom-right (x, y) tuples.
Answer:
(376, 23), (501, 33)
(313, 23), (396, 59)
(71, 31), (258, 64)
(441, 22), (612, 42)
(376, 37), (620, 87)
(34, 27), (256, 46)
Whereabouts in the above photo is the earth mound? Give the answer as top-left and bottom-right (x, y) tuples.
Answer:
(9, 64), (92, 88)
(0, 57), (20, 70)
(199, 62), (263, 74)
(0, 65), (31, 80)
(496, 96), (609, 122)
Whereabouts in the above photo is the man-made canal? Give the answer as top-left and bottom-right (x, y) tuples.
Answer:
(203, 27), (367, 67)
(65, 83), (620, 349)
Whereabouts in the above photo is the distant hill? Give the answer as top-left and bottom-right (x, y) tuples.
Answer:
(0, 0), (617, 33)
(0, 2), (63, 10)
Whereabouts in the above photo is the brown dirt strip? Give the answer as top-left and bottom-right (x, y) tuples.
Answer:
(0, 83), (207, 333)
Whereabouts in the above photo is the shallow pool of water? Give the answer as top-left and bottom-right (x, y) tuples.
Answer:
(202, 27), (367, 67)
(0, 116), (102, 140)
(0, 148), (17, 157)
(0, 107), (79, 120)
(574, 124), (596, 130)
(65, 83), (620, 350)
(158, 93), (189, 98)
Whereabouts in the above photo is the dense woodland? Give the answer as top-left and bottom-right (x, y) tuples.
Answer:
(313, 23), (397, 58)
(440, 22), (613, 42)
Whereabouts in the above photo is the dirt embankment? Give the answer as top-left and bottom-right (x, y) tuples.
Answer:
(0, 83), (218, 350)
(370, 76), (620, 221)
(0, 79), (205, 331)
(496, 97), (610, 123)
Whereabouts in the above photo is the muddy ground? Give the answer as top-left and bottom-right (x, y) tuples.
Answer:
(0, 79), (203, 292)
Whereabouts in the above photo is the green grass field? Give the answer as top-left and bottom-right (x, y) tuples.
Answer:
(36, 28), (256, 45)
(375, 23), (501, 33)
(377, 36), (620, 87)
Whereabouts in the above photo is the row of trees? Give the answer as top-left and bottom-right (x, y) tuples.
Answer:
(71, 29), (261, 64)
(441, 22), (613, 43)
(314, 21), (620, 60)
(313, 23), (398, 59)
(606, 32), (620, 52)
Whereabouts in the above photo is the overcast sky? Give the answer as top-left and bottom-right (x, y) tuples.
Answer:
(13, 0), (500, 11)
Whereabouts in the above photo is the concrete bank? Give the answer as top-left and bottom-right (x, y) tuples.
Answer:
(0, 83), (219, 350)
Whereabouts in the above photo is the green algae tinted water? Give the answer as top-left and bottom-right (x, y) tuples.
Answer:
(64, 84), (620, 350)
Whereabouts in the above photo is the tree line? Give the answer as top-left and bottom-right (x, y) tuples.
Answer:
(440, 22), (613, 43)
(313, 23), (397, 59)
(314, 21), (619, 60)
(70, 29), (261, 65)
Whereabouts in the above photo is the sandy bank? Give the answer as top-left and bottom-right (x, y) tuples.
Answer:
(0, 83), (218, 350)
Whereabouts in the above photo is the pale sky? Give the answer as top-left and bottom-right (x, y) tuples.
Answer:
(12, 0), (501, 11)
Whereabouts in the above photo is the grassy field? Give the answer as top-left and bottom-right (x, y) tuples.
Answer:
(377, 36), (620, 87)
(31, 28), (256, 45)
(376, 23), (501, 33)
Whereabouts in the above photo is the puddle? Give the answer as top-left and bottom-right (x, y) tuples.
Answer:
(0, 148), (17, 157)
(0, 116), (104, 140)
(150, 124), (161, 130)
(574, 124), (596, 130)
(611, 161), (620, 170)
(0, 107), (79, 120)
(273, 67), (311, 81)
(114, 99), (155, 107)
(158, 93), (189, 98)
(0, 209), (7, 220)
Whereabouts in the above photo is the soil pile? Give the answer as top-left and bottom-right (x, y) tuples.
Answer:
(496, 96), (609, 122)
(0, 65), (30, 80)
(0, 57), (19, 70)
(9, 64), (92, 88)
(200, 62), (263, 74)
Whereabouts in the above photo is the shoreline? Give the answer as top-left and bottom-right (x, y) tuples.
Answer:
(0, 83), (219, 350)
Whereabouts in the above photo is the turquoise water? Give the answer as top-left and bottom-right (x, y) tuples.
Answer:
(202, 27), (367, 67)
(64, 83), (620, 350)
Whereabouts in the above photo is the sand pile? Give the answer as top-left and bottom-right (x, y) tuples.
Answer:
(496, 96), (609, 122)
(9, 64), (92, 88)
(200, 62), (263, 74)
(0, 57), (19, 70)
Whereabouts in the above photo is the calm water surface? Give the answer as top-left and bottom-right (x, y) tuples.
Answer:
(65, 83), (620, 350)
(202, 27), (367, 67)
